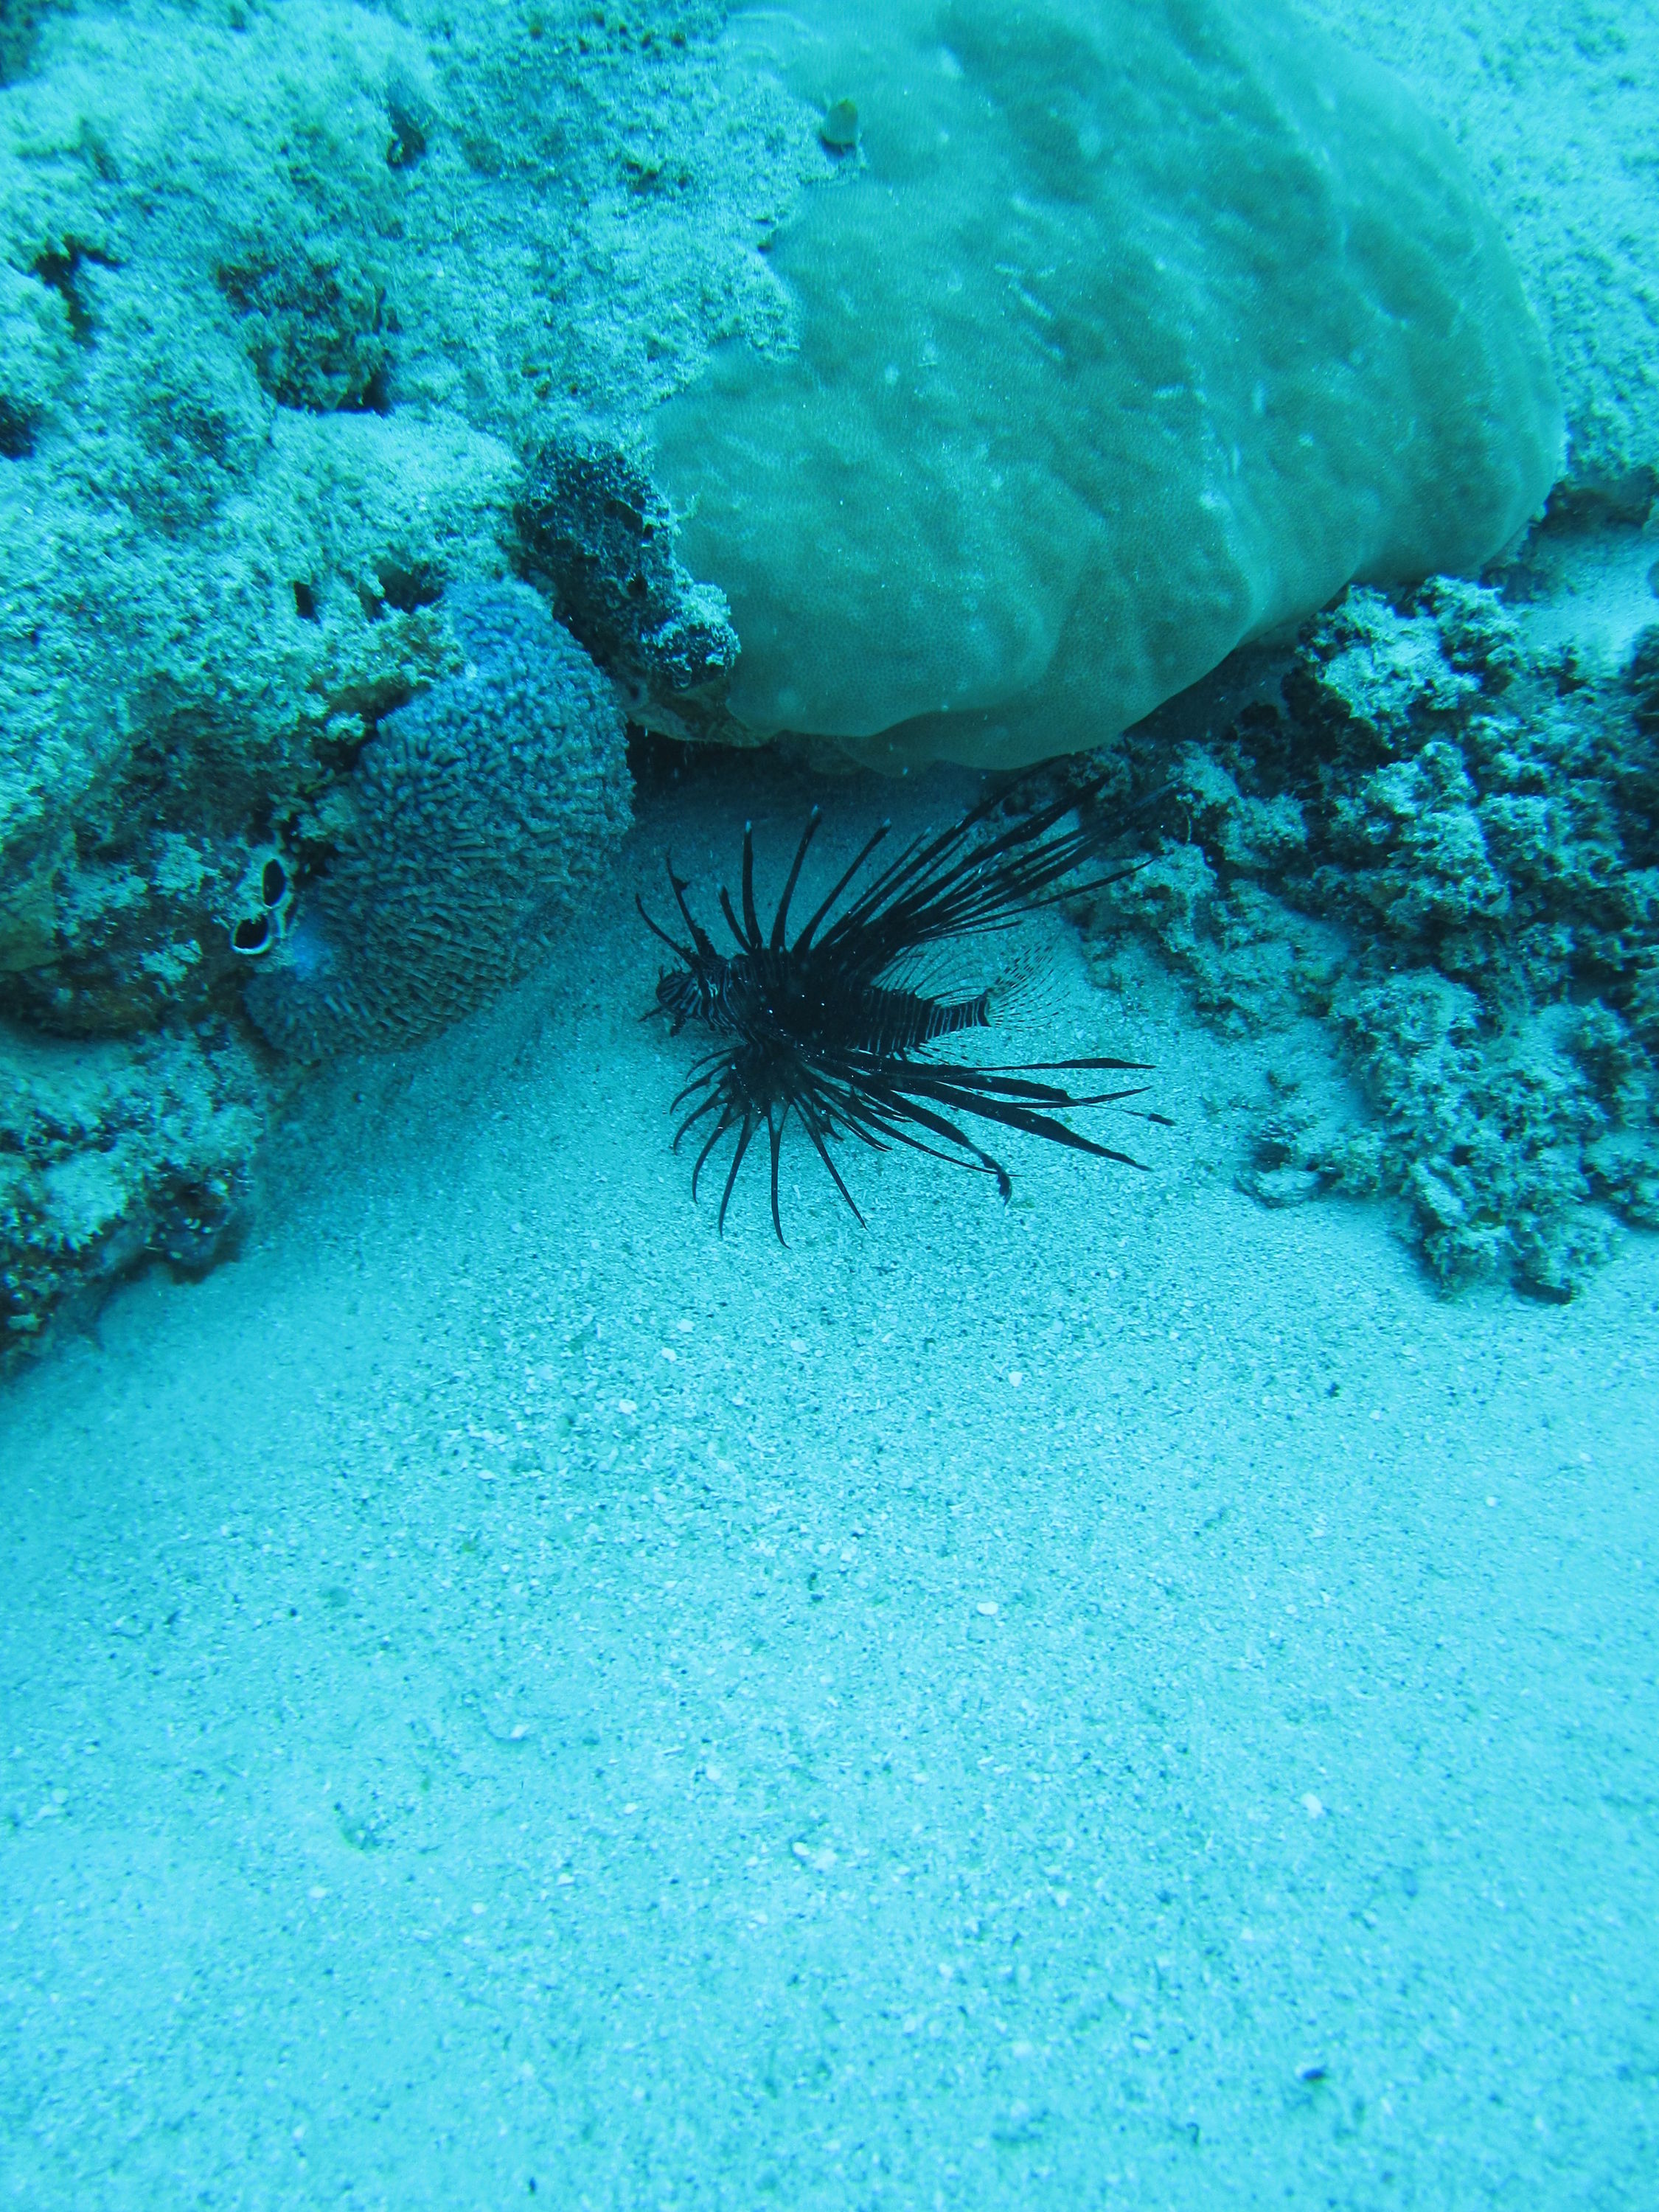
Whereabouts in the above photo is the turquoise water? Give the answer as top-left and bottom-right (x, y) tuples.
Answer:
(4, 0), (1658, 2203)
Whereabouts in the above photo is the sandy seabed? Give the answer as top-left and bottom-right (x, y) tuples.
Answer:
(4, 765), (1656, 2208)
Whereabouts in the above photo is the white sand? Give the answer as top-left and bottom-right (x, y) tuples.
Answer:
(4, 765), (1655, 2205)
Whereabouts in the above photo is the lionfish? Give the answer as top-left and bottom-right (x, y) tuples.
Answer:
(639, 771), (1167, 1239)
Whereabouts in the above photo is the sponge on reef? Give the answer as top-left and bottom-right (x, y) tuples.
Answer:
(246, 582), (630, 1058)
(650, 0), (1564, 772)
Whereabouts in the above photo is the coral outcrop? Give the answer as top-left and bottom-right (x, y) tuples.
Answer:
(1077, 578), (1659, 1296)
(648, 0), (1561, 770)
(0, 0), (805, 1358)
(1, 1017), (265, 1352)
(516, 428), (740, 729)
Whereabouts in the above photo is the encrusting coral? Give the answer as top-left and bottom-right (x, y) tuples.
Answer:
(0, 1015), (265, 1358)
(516, 428), (740, 729)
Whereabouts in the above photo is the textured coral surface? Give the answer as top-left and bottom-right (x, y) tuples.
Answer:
(1302, 0), (1659, 507)
(650, 0), (1562, 770)
(246, 582), (631, 1056)
(0, 0), (804, 1358)
(0, 1013), (265, 1346)
(1076, 576), (1658, 1296)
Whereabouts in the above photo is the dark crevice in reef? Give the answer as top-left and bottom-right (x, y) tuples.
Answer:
(374, 559), (443, 614)
(215, 248), (394, 414)
(32, 240), (118, 345)
(0, 394), (35, 458)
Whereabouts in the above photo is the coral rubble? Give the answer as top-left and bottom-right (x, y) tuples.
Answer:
(1077, 578), (1659, 1295)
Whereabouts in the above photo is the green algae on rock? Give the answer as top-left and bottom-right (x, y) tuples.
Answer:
(649, 0), (1562, 771)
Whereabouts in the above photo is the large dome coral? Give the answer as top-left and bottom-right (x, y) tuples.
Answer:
(650, 0), (1563, 771)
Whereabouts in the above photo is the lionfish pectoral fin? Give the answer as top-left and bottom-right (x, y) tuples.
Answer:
(858, 1085), (1015, 1193)
(983, 1102), (1151, 1169)
(669, 1061), (723, 1116)
(1009, 1056), (1154, 1074)
(672, 1088), (724, 1153)
(689, 1106), (737, 1197)
(880, 1062), (1152, 1173)
(798, 1091), (868, 1228)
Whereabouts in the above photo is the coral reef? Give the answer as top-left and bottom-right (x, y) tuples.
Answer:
(516, 427), (739, 724)
(245, 582), (630, 1057)
(4, 823), (291, 1037)
(0, 0), (1652, 1338)
(649, 0), (1560, 771)
(1, 1016), (265, 1363)
(0, 0), (807, 1353)
(1076, 577), (1659, 1296)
